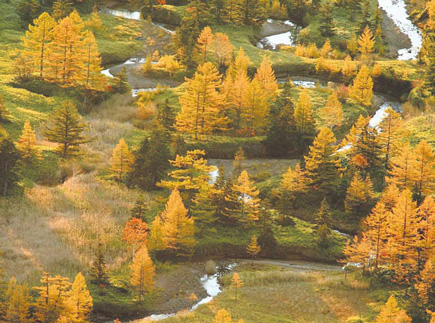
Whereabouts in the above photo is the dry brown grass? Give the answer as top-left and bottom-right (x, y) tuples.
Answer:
(0, 173), (150, 283)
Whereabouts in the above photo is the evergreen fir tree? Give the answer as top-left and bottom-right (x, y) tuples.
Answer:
(264, 80), (298, 157)
(318, 2), (335, 37)
(129, 126), (171, 190)
(90, 242), (109, 287)
(0, 134), (21, 196)
(304, 127), (342, 201)
(115, 67), (131, 94)
(44, 101), (88, 159)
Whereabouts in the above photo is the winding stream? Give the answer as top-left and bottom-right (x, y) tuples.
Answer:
(99, 3), (420, 320)
(130, 264), (236, 322)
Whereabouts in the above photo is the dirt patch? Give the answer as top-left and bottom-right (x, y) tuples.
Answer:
(380, 8), (412, 58)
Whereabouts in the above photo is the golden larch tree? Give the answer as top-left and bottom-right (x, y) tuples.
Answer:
(380, 184), (400, 212)
(349, 65), (373, 106)
(417, 196), (435, 261)
(233, 47), (252, 75)
(387, 189), (421, 282)
(253, 56), (278, 101)
(414, 257), (435, 306)
(345, 172), (374, 214)
(214, 309), (232, 323)
(5, 278), (32, 323)
(341, 55), (357, 80)
(161, 189), (196, 257)
(195, 26), (214, 64)
(176, 62), (224, 138)
(130, 246), (155, 301)
(158, 150), (215, 203)
(246, 235), (261, 264)
(231, 69), (250, 130)
(17, 120), (39, 159)
(294, 89), (315, 135)
(320, 38), (332, 57)
(47, 13), (84, 85)
(148, 216), (166, 251)
(414, 140), (435, 201)
(244, 78), (267, 133)
(110, 138), (135, 182)
(64, 272), (93, 323)
(81, 31), (104, 90)
(22, 12), (57, 78)
(378, 107), (402, 170)
(375, 295), (411, 323)
(225, 170), (261, 224)
(318, 92), (343, 129)
(363, 201), (390, 269)
(231, 273), (243, 300)
(358, 26), (376, 58)
(387, 143), (417, 191)
(212, 32), (235, 68)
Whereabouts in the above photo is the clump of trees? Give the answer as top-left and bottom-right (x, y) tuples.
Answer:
(17, 11), (105, 90)
(1, 272), (93, 323)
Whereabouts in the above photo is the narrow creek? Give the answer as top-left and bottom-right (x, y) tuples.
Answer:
(128, 264), (236, 323)
(99, 2), (420, 320)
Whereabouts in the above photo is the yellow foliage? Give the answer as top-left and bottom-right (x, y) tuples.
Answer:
(349, 65), (373, 106)
(130, 246), (155, 300)
(110, 138), (134, 182)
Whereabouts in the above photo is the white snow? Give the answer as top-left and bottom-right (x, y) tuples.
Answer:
(378, 0), (423, 60)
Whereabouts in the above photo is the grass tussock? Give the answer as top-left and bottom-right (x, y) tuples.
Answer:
(0, 173), (148, 283)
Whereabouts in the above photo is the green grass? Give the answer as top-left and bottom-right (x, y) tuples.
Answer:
(196, 218), (346, 262)
(151, 263), (387, 323)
